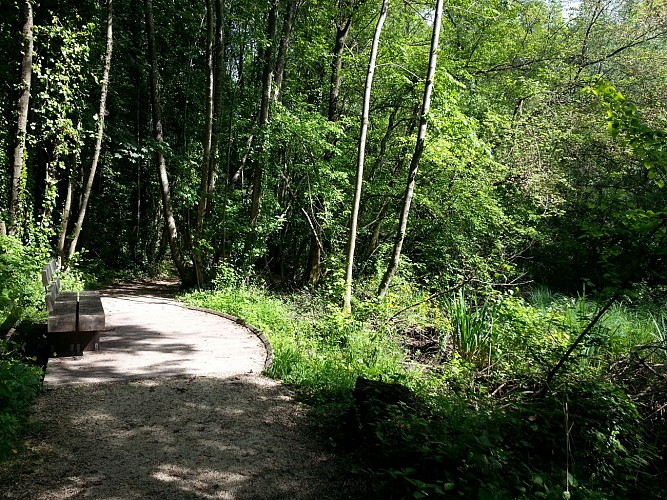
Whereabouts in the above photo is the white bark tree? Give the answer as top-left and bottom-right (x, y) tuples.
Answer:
(343, 0), (389, 315)
(8, 0), (34, 235)
(66, 0), (114, 261)
(377, 0), (444, 299)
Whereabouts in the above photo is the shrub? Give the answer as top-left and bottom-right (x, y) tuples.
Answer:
(0, 236), (46, 322)
(0, 349), (42, 459)
(181, 283), (664, 498)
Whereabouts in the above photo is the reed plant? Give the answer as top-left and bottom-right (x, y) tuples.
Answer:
(442, 290), (493, 367)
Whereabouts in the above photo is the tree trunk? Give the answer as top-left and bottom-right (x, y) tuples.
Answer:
(363, 102), (419, 262)
(9, 0), (34, 235)
(209, 0), (225, 192)
(57, 174), (74, 260)
(377, 0), (443, 299)
(193, 0), (225, 284)
(328, 11), (352, 122)
(343, 0), (389, 315)
(66, 0), (114, 262)
(193, 0), (217, 286)
(271, 0), (298, 103)
(144, 0), (188, 281)
(249, 0), (279, 226)
(307, 0), (362, 286)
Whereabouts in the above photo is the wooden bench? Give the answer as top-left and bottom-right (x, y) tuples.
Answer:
(42, 259), (105, 356)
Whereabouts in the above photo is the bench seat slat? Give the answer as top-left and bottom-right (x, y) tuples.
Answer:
(48, 300), (78, 332)
(78, 292), (105, 331)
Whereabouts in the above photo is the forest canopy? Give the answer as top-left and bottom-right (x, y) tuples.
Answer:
(0, 0), (663, 297)
(1, 0), (666, 497)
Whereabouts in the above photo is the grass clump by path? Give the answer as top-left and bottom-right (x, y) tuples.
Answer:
(181, 271), (667, 499)
(182, 285), (409, 410)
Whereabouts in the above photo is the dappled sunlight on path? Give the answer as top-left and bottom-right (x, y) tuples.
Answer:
(44, 292), (266, 385)
(1, 282), (365, 499)
(6, 377), (352, 499)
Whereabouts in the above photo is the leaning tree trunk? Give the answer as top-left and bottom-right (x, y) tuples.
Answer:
(249, 0), (279, 226)
(8, 0), (34, 235)
(343, 0), (389, 315)
(144, 0), (188, 281)
(364, 102), (419, 263)
(271, 0), (298, 103)
(377, 0), (443, 299)
(66, 0), (114, 262)
(57, 175), (74, 260)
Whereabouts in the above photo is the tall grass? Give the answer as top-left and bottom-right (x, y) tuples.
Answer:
(651, 314), (667, 345)
(181, 278), (665, 499)
(442, 290), (493, 366)
(181, 285), (409, 406)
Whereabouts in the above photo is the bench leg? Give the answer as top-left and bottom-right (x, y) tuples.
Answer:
(82, 331), (100, 351)
(49, 331), (100, 357)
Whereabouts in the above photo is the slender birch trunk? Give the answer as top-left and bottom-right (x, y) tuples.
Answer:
(57, 175), (74, 259)
(209, 0), (225, 192)
(144, 0), (188, 280)
(306, 0), (362, 286)
(9, 0), (34, 235)
(364, 103), (419, 262)
(343, 0), (389, 315)
(377, 0), (443, 299)
(66, 0), (114, 261)
(193, 0), (226, 285)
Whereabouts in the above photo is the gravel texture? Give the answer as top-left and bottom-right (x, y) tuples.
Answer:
(1, 281), (364, 499)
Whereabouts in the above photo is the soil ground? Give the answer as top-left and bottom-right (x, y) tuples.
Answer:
(0, 281), (366, 499)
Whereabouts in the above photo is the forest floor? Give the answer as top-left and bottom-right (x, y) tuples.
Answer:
(0, 281), (366, 499)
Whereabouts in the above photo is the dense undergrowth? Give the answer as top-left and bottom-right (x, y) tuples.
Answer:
(0, 236), (46, 459)
(182, 267), (666, 499)
(0, 236), (91, 460)
(1, 237), (665, 498)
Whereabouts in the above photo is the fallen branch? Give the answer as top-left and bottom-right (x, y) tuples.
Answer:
(540, 294), (618, 394)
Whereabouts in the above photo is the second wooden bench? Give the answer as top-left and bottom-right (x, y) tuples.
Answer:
(42, 259), (105, 356)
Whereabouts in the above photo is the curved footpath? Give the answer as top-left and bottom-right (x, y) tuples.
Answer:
(44, 287), (267, 385)
(1, 282), (365, 499)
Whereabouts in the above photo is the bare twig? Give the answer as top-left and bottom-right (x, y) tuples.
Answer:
(383, 280), (468, 325)
(540, 294), (618, 393)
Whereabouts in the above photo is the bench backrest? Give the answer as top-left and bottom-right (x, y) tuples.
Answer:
(41, 259), (58, 290)
(45, 281), (60, 313)
(43, 259), (61, 312)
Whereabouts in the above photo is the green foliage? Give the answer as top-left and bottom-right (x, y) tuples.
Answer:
(181, 282), (407, 409)
(442, 290), (493, 367)
(0, 236), (47, 322)
(0, 238), (47, 460)
(180, 279), (665, 498)
(0, 345), (42, 459)
(1, 0), (666, 495)
(588, 78), (667, 187)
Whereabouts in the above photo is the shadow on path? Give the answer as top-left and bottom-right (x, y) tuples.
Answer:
(1, 376), (365, 499)
(99, 278), (181, 299)
(2, 282), (370, 499)
(45, 292), (266, 385)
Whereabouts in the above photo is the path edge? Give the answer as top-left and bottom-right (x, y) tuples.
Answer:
(184, 305), (274, 372)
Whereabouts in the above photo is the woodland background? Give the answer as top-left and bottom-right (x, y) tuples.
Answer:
(1, 0), (666, 497)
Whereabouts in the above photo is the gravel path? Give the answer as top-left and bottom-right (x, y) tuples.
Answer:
(1, 282), (364, 499)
